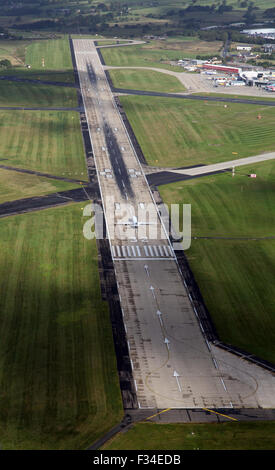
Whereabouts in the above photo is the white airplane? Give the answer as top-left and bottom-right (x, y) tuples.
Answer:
(116, 216), (156, 229)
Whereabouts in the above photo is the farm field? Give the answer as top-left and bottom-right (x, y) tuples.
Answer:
(102, 421), (275, 450)
(0, 204), (123, 449)
(0, 169), (80, 204)
(0, 110), (87, 179)
(119, 95), (275, 167)
(0, 81), (77, 107)
(108, 68), (185, 93)
(159, 160), (275, 363)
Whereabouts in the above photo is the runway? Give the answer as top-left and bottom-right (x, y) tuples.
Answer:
(73, 39), (275, 410)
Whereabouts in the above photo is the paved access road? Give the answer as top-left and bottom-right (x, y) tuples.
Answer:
(73, 39), (275, 410)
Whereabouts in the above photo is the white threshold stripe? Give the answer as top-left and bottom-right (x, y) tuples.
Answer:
(153, 246), (159, 257)
(116, 245), (121, 257)
(111, 244), (175, 259)
(122, 246), (127, 257)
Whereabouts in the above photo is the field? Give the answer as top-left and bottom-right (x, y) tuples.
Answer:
(159, 160), (275, 363)
(0, 68), (75, 83)
(0, 204), (123, 449)
(102, 421), (275, 450)
(101, 43), (183, 71)
(0, 169), (80, 204)
(193, 92), (275, 102)
(0, 40), (30, 65)
(25, 37), (73, 71)
(142, 38), (223, 58)
(0, 37), (75, 83)
(100, 38), (222, 72)
(0, 110), (87, 179)
(101, 38), (222, 71)
(119, 95), (275, 167)
(0, 37), (84, 204)
(0, 81), (77, 107)
(108, 68), (185, 93)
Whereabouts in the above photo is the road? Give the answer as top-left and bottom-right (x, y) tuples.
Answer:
(167, 152), (275, 176)
(73, 39), (275, 410)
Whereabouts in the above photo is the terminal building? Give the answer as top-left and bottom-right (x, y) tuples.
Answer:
(202, 63), (241, 74)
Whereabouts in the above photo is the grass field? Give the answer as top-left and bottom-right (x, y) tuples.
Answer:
(159, 160), (275, 363)
(0, 169), (80, 204)
(119, 95), (275, 167)
(0, 68), (75, 84)
(0, 204), (123, 449)
(0, 40), (30, 65)
(0, 110), (87, 179)
(143, 38), (223, 59)
(101, 44), (186, 72)
(108, 68), (185, 93)
(0, 81), (77, 107)
(0, 37), (75, 83)
(193, 92), (275, 102)
(102, 421), (275, 450)
(101, 40), (222, 71)
(25, 37), (73, 71)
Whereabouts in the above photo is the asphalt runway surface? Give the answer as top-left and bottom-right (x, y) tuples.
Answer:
(146, 169), (227, 186)
(0, 187), (94, 219)
(0, 105), (82, 111)
(0, 164), (88, 184)
(73, 38), (275, 411)
(0, 75), (77, 88)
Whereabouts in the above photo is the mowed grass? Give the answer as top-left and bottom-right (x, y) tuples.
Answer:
(25, 37), (73, 71)
(101, 40), (222, 71)
(0, 168), (80, 204)
(0, 81), (77, 107)
(0, 68), (75, 84)
(159, 160), (275, 363)
(0, 38), (75, 83)
(0, 110), (88, 179)
(194, 92), (275, 101)
(101, 44), (184, 72)
(108, 68), (185, 93)
(0, 204), (123, 449)
(120, 95), (275, 167)
(102, 422), (275, 450)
